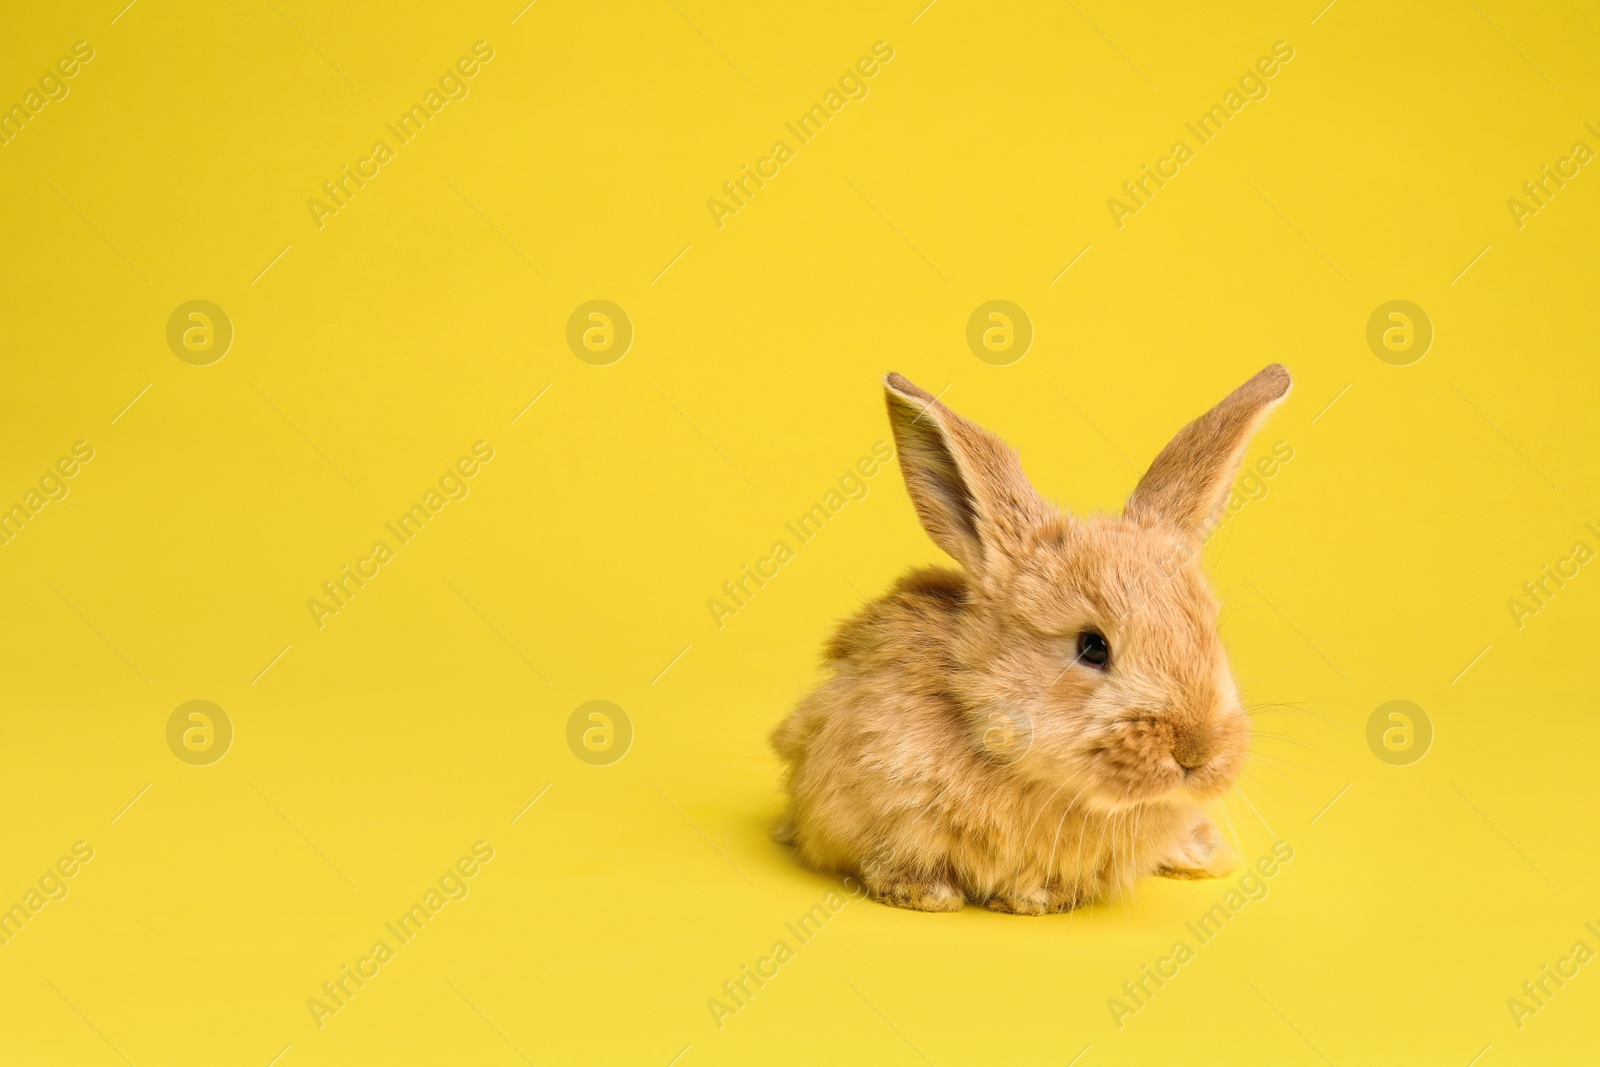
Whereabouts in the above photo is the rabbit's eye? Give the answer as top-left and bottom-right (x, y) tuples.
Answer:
(1077, 631), (1110, 669)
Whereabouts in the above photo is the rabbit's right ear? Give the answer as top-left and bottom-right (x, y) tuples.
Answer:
(883, 374), (1053, 575)
(1125, 363), (1292, 539)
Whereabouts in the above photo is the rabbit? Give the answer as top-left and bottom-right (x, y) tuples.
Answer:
(771, 364), (1291, 913)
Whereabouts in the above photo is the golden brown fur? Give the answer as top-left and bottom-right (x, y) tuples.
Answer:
(772, 366), (1291, 913)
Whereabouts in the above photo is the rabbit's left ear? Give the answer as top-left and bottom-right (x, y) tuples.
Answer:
(1125, 364), (1292, 539)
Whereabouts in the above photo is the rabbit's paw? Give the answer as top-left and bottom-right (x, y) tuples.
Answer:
(984, 888), (1052, 915)
(1155, 815), (1238, 880)
(864, 872), (964, 912)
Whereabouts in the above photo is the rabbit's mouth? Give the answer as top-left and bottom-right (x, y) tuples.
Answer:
(1077, 766), (1233, 813)
(1071, 712), (1247, 808)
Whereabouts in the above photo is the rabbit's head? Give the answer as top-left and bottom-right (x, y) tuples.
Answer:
(883, 365), (1291, 812)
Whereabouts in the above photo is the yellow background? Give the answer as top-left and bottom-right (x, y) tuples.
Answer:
(1, 0), (1597, 1063)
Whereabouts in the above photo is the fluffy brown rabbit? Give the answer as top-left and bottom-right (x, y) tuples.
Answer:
(771, 365), (1291, 913)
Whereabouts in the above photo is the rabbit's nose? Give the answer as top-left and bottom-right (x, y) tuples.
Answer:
(1172, 726), (1212, 770)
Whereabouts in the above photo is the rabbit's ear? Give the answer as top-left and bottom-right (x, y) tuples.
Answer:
(884, 374), (1053, 574)
(1125, 364), (1292, 538)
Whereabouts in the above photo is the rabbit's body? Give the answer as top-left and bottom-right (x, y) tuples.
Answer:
(774, 565), (1227, 913)
(773, 367), (1291, 913)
